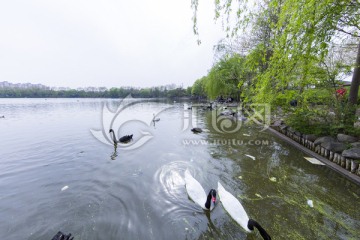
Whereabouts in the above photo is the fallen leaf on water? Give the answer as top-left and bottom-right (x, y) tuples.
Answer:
(245, 154), (256, 160)
(304, 157), (325, 165)
(269, 177), (277, 182)
(352, 192), (359, 199)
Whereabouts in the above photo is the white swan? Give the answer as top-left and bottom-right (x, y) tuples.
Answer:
(184, 169), (217, 210)
(218, 182), (271, 240)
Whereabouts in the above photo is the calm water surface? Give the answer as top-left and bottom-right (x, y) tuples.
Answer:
(0, 98), (359, 240)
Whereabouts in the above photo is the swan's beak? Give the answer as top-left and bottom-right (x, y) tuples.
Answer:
(210, 196), (216, 210)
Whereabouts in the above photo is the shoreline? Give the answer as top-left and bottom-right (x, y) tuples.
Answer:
(267, 127), (360, 186)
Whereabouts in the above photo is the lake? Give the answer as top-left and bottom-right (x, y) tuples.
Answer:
(0, 98), (359, 240)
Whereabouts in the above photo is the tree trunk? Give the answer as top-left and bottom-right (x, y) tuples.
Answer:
(348, 41), (360, 105)
(343, 41), (360, 127)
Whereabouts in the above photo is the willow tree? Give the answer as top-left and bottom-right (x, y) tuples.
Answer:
(205, 54), (247, 100)
(191, 77), (207, 98)
(273, 0), (359, 103)
(191, 0), (360, 106)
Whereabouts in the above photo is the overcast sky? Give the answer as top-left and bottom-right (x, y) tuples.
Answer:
(0, 0), (225, 89)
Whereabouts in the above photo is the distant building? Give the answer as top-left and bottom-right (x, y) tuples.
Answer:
(0, 81), (49, 89)
(0, 81), (11, 88)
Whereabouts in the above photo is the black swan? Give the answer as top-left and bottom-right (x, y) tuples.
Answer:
(51, 231), (73, 240)
(109, 129), (133, 144)
(191, 127), (202, 133)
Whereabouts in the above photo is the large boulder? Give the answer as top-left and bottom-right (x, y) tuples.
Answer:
(303, 134), (318, 142)
(272, 120), (283, 127)
(279, 124), (288, 130)
(350, 142), (360, 148)
(321, 142), (348, 153)
(342, 148), (360, 160)
(294, 131), (302, 137)
(337, 134), (358, 143)
(284, 127), (300, 136)
(314, 136), (336, 146)
(287, 127), (295, 133)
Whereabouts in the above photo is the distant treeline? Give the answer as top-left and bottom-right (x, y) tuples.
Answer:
(0, 86), (192, 98)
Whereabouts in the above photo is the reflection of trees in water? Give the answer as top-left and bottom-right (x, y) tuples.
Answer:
(183, 105), (360, 239)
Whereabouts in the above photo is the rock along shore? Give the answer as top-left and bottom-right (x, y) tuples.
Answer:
(269, 120), (360, 186)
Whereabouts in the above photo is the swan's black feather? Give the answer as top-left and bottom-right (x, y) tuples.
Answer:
(119, 134), (133, 143)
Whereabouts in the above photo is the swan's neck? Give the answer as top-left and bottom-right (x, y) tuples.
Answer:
(205, 194), (212, 209)
(110, 131), (118, 144)
(204, 189), (216, 210)
(247, 219), (271, 240)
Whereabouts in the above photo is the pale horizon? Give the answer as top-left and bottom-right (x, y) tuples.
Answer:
(0, 0), (225, 89)
(0, 80), (186, 90)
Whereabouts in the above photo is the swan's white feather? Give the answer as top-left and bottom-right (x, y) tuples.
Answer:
(218, 182), (251, 232)
(184, 169), (207, 210)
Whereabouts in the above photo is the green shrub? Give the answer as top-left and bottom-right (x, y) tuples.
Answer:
(273, 90), (297, 107)
(302, 88), (333, 105)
